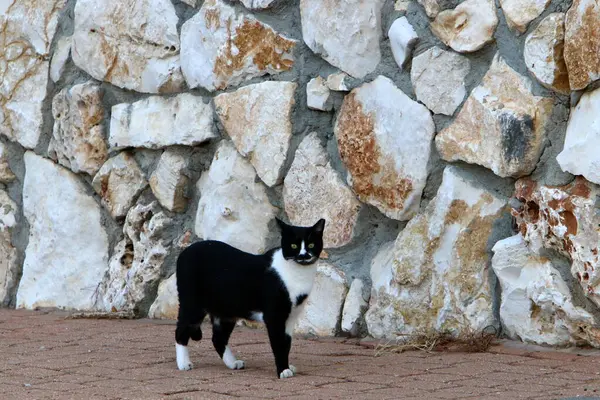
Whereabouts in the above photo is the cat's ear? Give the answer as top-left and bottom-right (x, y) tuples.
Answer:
(313, 218), (326, 234)
(275, 217), (288, 232)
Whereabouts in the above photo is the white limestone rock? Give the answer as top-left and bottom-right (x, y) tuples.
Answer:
(326, 72), (350, 91)
(214, 81), (296, 187)
(149, 274), (178, 320)
(300, 0), (384, 78)
(95, 201), (173, 314)
(307, 77), (333, 111)
(72, 0), (184, 93)
(411, 47), (470, 116)
(365, 166), (506, 339)
(500, 0), (551, 33)
(430, 0), (498, 53)
(0, 0), (66, 149)
(50, 36), (72, 83)
(238, 0), (276, 9)
(92, 152), (148, 219)
(48, 82), (108, 176)
(283, 133), (361, 248)
(296, 263), (348, 336)
(180, 0), (296, 91)
(556, 87), (600, 184)
(17, 152), (109, 310)
(436, 54), (554, 178)
(0, 143), (15, 183)
(334, 76), (435, 221)
(109, 94), (216, 150)
(195, 141), (278, 254)
(388, 17), (419, 70)
(417, 0), (440, 17)
(341, 279), (369, 335)
(149, 148), (191, 213)
(524, 13), (569, 94)
(492, 235), (598, 346)
(182, 0), (198, 5)
(0, 190), (18, 305)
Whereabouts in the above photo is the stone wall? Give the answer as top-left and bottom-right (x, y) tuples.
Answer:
(1, 0), (599, 345)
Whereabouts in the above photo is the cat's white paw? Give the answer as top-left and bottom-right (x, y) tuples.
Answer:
(223, 346), (245, 370)
(176, 343), (193, 371)
(178, 360), (194, 371)
(289, 364), (296, 374)
(279, 368), (295, 379)
(230, 360), (245, 370)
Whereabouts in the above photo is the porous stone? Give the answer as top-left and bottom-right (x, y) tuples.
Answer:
(524, 13), (570, 94)
(307, 77), (332, 111)
(334, 76), (435, 221)
(513, 178), (600, 309)
(500, 0), (551, 33)
(238, 0), (276, 9)
(296, 263), (348, 336)
(195, 141), (278, 254)
(436, 54), (554, 178)
(411, 47), (470, 116)
(0, 0), (66, 149)
(109, 94), (216, 150)
(326, 72), (350, 91)
(556, 87), (600, 184)
(48, 82), (107, 176)
(341, 279), (369, 335)
(365, 166), (506, 339)
(417, 0), (440, 17)
(283, 133), (361, 248)
(214, 81), (296, 187)
(149, 148), (191, 213)
(564, 0), (600, 90)
(182, 0), (198, 5)
(180, 0), (296, 91)
(0, 190), (18, 305)
(72, 0), (184, 93)
(50, 36), (72, 83)
(492, 235), (599, 346)
(92, 152), (148, 219)
(17, 152), (109, 310)
(95, 201), (172, 314)
(0, 143), (15, 183)
(148, 274), (178, 320)
(300, 0), (384, 78)
(430, 0), (498, 53)
(388, 17), (418, 70)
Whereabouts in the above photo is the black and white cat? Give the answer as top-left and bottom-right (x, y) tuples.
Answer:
(175, 218), (326, 379)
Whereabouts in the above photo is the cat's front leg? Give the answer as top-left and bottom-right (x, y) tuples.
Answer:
(265, 319), (294, 378)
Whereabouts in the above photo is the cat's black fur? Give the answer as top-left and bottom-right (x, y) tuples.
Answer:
(175, 218), (326, 378)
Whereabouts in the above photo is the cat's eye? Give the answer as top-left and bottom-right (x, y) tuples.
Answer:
(291, 244), (298, 249)
(308, 243), (315, 249)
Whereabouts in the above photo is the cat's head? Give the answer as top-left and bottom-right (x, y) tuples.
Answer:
(276, 218), (326, 265)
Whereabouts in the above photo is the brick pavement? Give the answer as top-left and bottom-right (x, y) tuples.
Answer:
(1, 309), (600, 399)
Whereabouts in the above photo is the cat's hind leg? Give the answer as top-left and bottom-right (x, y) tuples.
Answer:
(211, 316), (245, 370)
(175, 307), (206, 371)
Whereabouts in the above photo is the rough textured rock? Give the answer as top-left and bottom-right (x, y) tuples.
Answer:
(195, 141), (278, 254)
(564, 0), (600, 90)
(524, 13), (569, 94)
(148, 274), (178, 319)
(92, 152), (148, 219)
(307, 77), (332, 111)
(341, 279), (369, 335)
(238, 0), (276, 9)
(180, 0), (296, 91)
(366, 166), (506, 339)
(214, 81), (296, 187)
(300, 0), (384, 78)
(430, 0), (498, 53)
(182, 0), (198, 6)
(109, 94), (216, 150)
(326, 72), (350, 91)
(296, 263), (348, 336)
(0, 143), (15, 183)
(500, 0), (551, 33)
(513, 178), (600, 309)
(0, 190), (18, 305)
(0, 0), (66, 149)
(388, 17), (419, 70)
(72, 0), (184, 93)
(96, 201), (172, 314)
(334, 76), (435, 220)
(492, 235), (599, 346)
(411, 47), (470, 116)
(50, 36), (72, 83)
(284, 133), (361, 248)
(436, 54), (554, 178)
(417, 0), (440, 17)
(556, 88), (600, 184)
(149, 148), (190, 213)
(17, 152), (109, 310)
(48, 82), (107, 176)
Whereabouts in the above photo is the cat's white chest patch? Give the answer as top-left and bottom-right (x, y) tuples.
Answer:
(270, 250), (317, 307)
